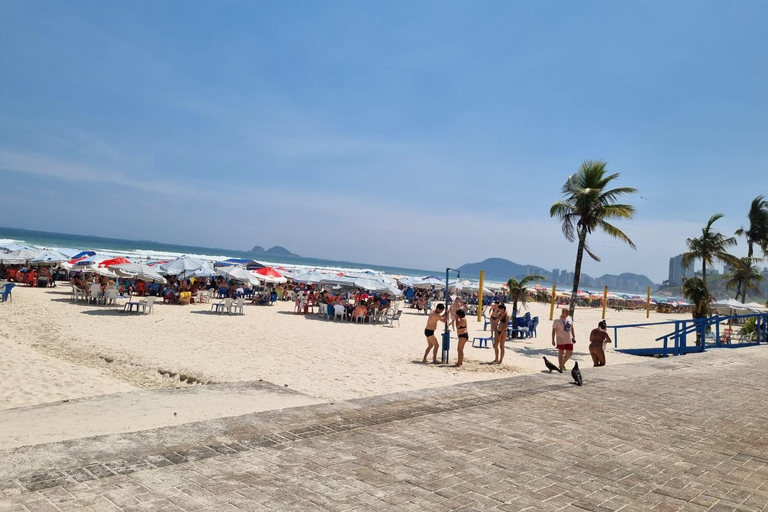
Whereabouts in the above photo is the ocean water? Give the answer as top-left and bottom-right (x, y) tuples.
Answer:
(0, 226), (441, 278)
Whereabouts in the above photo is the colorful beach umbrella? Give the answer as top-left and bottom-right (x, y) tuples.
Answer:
(98, 257), (131, 268)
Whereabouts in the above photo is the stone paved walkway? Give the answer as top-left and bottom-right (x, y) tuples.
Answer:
(3, 346), (768, 511)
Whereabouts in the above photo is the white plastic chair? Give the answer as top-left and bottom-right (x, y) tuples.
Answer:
(71, 286), (86, 302)
(89, 283), (102, 304)
(104, 289), (118, 305)
(385, 310), (402, 328)
(231, 297), (244, 315)
(140, 296), (156, 314)
(333, 304), (347, 321)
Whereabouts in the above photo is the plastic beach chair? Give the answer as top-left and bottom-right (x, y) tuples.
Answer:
(140, 296), (156, 315)
(333, 304), (347, 321)
(123, 295), (142, 313)
(211, 297), (233, 314)
(0, 283), (15, 303)
(472, 335), (493, 348)
(231, 297), (244, 315)
(385, 309), (402, 328)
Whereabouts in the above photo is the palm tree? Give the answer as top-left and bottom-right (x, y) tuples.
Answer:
(550, 160), (637, 318)
(681, 277), (713, 345)
(725, 257), (764, 303)
(681, 214), (740, 295)
(735, 195), (768, 258)
(506, 275), (544, 336)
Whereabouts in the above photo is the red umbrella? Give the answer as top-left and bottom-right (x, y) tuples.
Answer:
(98, 257), (131, 268)
(254, 267), (284, 278)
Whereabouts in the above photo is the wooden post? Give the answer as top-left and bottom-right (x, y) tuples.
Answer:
(477, 271), (484, 322)
(602, 285), (608, 320)
(549, 284), (557, 321)
(646, 286), (651, 318)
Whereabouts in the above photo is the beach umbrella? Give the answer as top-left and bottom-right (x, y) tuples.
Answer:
(713, 298), (751, 315)
(98, 257), (131, 268)
(158, 257), (205, 276)
(413, 276), (444, 289)
(218, 258), (265, 270)
(291, 269), (326, 284)
(110, 263), (167, 283)
(253, 267), (288, 284)
(29, 250), (69, 265)
(81, 265), (119, 278)
(186, 261), (217, 278)
(216, 266), (261, 285)
(1, 248), (40, 264)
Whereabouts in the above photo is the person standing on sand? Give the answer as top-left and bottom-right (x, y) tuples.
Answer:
(589, 320), (611, 367)
(423, 304), (448, 363)
(455, 309), (469, 367)
(552, 307), (576, 371)
(488, 300), (500, 334)
(493, 303), (509, 364)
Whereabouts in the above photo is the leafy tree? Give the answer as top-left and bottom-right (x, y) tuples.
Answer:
(735, 195), (768, 258)
(550, 160), (637, 318)
(681, 214), (740, 297)
(724, 257), (764, 303)
(506, 275), (544, 336)
(681, 277), (713, 346)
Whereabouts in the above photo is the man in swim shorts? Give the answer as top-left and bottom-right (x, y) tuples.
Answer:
(423, 304), (448, 363)
(552, 307), (576, 371)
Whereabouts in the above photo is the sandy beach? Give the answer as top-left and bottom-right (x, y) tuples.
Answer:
(0, 285), (698, 412)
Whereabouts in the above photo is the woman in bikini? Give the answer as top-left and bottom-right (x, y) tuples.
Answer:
(455, 309), (469, 367)
(488, 300), (500, 334)
(493, 303), (509, 364)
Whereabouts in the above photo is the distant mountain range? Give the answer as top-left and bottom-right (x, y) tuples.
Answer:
(457, 257), (657, 291)
(249, 245), (299, 257)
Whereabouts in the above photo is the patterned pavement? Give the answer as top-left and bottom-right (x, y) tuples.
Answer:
(3, 346), (768, 512)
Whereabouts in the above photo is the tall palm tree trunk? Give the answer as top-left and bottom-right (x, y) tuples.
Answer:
(569, 228), (587, 318)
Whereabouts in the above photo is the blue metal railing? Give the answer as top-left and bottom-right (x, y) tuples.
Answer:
(610, 312), (768, 356)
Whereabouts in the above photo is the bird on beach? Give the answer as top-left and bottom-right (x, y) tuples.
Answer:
(571, 361), (583, 386)
(543, 357), (562, 373)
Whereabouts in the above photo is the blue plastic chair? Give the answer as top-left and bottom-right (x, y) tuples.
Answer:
(529, 317), (539, 338)
(1, 283), (15, 302)
(483, 311), (490, 331)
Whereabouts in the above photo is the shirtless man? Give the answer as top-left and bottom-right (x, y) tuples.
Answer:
(423, 304), (448, 363)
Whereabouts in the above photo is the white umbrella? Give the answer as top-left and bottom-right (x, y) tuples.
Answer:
(291, 269), (327, 284)
(744, 301), (768, 312)
(413, 276), (445, 289)
(110, 263), (167, 283)
(186, 261), (217, 278)
(29, 250), (69, 265)
(81, 265), (119, 278)
(0, 248), (39, 264)
(159, 257), (207, 276)
(217, 266), (261, 286)
(713, 298), (751, 315)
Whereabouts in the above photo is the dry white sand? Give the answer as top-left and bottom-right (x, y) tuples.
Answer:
(0, 286), (698, 413)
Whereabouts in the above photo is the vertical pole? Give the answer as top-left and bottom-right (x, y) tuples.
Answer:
(602, 285), (608, 320)
(477, 271), (484, 323)
(442, 268), (450, 364)
(549, 284), (557, 321)
(646, 286), (651, 319)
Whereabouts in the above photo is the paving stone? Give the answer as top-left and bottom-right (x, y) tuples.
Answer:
(7, 349), (768, 511)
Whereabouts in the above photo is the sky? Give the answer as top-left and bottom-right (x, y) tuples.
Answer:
(1, 1), (766, 282)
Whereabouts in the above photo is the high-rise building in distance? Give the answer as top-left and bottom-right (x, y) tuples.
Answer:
(668, 254), (694, 285)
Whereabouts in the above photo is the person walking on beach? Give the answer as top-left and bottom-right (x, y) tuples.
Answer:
(552, 307), (576, 371)
(589, 320), (611, 366)
(423, 304), (448, 364)
(493, 303), (509, 364)
(455, 309), (469, 367)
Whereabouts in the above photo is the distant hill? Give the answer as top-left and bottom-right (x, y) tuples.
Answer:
(596, 273), (655, 288)
(249, 245), (299, 257)
(457, 258), (549, 281)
